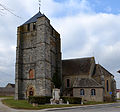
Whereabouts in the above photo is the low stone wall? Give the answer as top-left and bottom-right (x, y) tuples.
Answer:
(0, 88), (15, 96)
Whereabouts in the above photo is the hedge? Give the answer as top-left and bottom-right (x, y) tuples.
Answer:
(61, 96), (82, 104)
(28, 96), (81, 104)
(104, 96), (113, 102)
(28, 96), (52, 104)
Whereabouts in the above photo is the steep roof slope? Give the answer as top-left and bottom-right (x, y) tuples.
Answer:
(23, 11), (44, 25)
(62, 57), (95, 76)
(73, 78), (103, 88)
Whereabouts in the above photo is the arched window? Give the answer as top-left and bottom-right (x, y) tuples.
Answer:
(27, 23), (30, 31)
(80, 89), (84, 95)
(29, 87), (34, 96)
(91, 89), (96, 96)
(106, 80), (109, 92)
(33, 22), (36, 30)
(66, 79), (70, 88)
(29, 69), (34, 79)
(27, 86), (34, 97)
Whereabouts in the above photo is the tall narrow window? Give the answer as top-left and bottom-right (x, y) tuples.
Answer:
(29, 69), (34, 79)
(107, 80), (109, 92)
(91, 89), (96, 96)
(80, 89), (84, 95)
(33, 23), (36, 30)
(67, 79), (70, 88)
(27, 24), (30, 31)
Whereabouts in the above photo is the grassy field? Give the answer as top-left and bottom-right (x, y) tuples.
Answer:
(1, 97), (116, 110)
(0, 96), (13, 98)
(84, 101), (105, 105)
(2, 98), (81, 110)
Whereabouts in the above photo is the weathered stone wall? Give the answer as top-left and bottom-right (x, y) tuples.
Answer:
(62, 75), (90, 95)
(111, 79), (116, 101)
(73, 88), (103, 102)
(92, 64), (116, 101)
(89, 57), (95, 78)
(15, 15), (61, 100)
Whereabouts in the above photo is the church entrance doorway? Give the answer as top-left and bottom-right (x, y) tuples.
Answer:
(27, 86), (35, 98)
(29, 91), (34, 96)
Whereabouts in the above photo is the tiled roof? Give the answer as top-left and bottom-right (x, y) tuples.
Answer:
(23, 11), (44, 25)
(6, 83), (15, 88)
(62, 57), (94, 76)
(73, 78), (103, 88)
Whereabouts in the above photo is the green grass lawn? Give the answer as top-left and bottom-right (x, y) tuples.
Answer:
(1, 98), (117, 110)
(0, 96), (13, 98)
(2, 98), (81, 110)
(84, 101), (105, 105)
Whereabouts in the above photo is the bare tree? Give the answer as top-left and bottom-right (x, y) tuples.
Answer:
(0, 3), (21, 18)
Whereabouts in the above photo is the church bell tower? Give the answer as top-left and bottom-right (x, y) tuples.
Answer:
(15, 11), (61, 100)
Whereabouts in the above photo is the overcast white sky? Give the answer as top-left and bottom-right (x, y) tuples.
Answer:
(0, 0), (120, 88)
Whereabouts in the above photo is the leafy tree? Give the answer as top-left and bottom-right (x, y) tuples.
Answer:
(52, 72), (61, 89)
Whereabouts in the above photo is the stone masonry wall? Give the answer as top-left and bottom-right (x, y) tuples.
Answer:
(73, 88), (103, 102)
(15, 15), (61, 100)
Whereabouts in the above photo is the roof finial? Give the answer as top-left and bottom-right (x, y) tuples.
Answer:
(38, 0), (41, 12)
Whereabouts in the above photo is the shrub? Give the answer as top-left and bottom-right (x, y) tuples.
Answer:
(28, 96), (52, 104)
(61, 96), (81, 104)
(104, 96), (113, 102)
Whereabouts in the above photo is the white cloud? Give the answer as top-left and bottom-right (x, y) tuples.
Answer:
(0, 0), (120, 88)
(51, 12), (120, 88)
(41, 0), (93, 17)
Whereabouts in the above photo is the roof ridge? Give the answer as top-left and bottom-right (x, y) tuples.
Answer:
(62, 57), (94, 61)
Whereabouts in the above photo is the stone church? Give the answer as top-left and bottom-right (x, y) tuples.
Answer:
(15, 11), (116, 102)
(62, 57), (116, 102)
